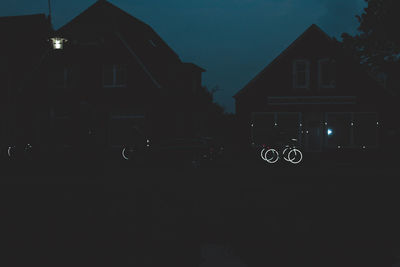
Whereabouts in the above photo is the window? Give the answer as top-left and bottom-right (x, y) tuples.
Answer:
(353, 112), (378, 148)
(293, 60), (310, 89)
(325, 113), (352, 148)
(251, 112), (301, 145)
(103, 64), (127, 87)
(318, 58), (336, 88)
(377, 72), (388, 89)
(52, 67), (70, 89)
(251, 112), (275, 145)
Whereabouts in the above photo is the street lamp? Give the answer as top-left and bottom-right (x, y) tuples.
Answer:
(50, 37), (68, 50)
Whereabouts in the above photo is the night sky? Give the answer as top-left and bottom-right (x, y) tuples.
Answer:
(1, 0), (366, 113)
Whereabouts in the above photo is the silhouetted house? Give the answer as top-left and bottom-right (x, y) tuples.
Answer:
(234, 24), (395, 152)
(0, 14), (51, 149)
(30, 0), (205, 151)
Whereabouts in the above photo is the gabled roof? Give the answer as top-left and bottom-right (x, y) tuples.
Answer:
(233, 24), (335, 98)
(56, 0), (201, 89)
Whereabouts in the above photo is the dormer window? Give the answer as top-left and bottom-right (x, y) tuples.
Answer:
(293, 60), (310, 89)
(103, 64), (127, 88)
(318, 58), (336, 88)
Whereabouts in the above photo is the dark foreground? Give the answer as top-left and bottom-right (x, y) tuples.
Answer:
(1, 154), (400, 267)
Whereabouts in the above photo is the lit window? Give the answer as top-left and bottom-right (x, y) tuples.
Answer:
(318, 58), (336, 88)
(103, 64), (127, 87)
(293, 60), (310, 89)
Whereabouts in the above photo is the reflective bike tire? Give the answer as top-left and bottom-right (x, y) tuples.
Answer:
(264, 148), (279, 164)
(288, 148), (303, 164)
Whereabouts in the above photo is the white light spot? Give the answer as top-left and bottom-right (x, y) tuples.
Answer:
(327, 129), (333, 136)
(55, 42), (62, 49)
(325, 122), (328, 125)
(51, 37), (67, 50)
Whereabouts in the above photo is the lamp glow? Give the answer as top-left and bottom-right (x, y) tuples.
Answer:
(327, 129), (333, 136)
(50, 37), (68, 50)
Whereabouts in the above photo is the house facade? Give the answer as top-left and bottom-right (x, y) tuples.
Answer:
(22, 0), (205, 152)
(234, 24), (395, 152)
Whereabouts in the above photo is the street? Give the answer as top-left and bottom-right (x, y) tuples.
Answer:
(0, 156), (400, 266)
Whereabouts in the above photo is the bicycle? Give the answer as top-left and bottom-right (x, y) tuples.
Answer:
(6, 143), (34, 160)
(260, 138), (303, 164)
(260, 146), (279, 164)
(280, 138), (303, 164)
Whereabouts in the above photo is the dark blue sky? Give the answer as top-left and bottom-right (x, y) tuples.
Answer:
(1, 0), (366, 113)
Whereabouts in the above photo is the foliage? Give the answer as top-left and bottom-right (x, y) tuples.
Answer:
(341, 0), (400, 75)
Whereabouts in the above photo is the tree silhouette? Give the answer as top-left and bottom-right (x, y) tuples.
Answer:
(342, 0), (400, 79)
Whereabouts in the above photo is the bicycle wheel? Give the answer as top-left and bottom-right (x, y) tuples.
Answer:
(264, 148), (279, 164)
(260, 148), (267, 160)
(288, 148), (303, 164)
(282, 147), (291, 162)
(7, 146), (14, 158)
(122, 147), (133, 161)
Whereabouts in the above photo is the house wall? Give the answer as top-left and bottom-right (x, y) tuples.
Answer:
(30, 29), (203, 149)
(235, 28), (391, 151)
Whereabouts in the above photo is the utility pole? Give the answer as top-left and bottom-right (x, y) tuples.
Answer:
(48, 0), (52, 29)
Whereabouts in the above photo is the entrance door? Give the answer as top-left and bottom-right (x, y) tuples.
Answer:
(304, 112), (323, 152)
